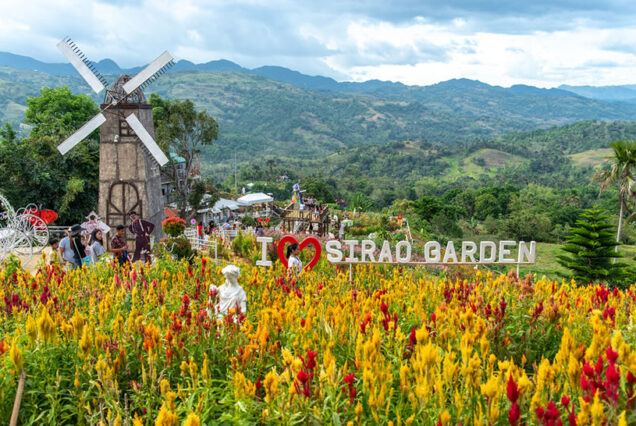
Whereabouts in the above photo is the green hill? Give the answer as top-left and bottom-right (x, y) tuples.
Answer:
(230, 120), (636, 209)
(1, 65), (636, 163)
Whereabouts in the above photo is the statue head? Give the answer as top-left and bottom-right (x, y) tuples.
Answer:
(222, 265), (241, 285)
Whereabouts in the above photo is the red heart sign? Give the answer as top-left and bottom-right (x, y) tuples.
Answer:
(277, 235), (322, 272)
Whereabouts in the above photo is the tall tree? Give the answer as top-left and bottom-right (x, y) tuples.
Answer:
(593, 140), (636, 260)
(150, 94), (219, 219)
(556, 207), (628, 287)
(0, 87), (99, 223)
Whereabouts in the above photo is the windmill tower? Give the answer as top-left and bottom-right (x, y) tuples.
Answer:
(55, 38), (173, 249)
(99, 76), (163, 236)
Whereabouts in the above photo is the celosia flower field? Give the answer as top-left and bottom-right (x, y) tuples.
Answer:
(0, 257), (635, 425)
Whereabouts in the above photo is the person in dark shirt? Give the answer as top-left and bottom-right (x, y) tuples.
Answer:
(128, 211), (154, 263)
(110, 225), (129, 267)
(70, 224), (87, 268)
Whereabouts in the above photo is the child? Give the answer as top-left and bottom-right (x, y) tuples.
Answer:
(42, 238), (60, 266)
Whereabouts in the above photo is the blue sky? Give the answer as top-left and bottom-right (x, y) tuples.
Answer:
(2, 0), (636, 87)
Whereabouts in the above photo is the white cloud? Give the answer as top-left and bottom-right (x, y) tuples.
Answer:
(0, 0), (635, 87)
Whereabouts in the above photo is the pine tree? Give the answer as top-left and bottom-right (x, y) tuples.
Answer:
(556, 207), (629, 287)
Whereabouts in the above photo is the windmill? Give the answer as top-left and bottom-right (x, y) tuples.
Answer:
(56, 37), (174, 246)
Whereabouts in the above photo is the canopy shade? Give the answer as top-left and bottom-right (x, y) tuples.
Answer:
(214, 198), (241, 211)
(236, 192), (274, 206)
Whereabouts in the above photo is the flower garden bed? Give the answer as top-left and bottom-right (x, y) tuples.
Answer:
(0, 257), (634, 424)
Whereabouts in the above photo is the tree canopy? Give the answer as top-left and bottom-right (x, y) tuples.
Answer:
(150, 94), (219, 218)
(0, 86), (99, 223)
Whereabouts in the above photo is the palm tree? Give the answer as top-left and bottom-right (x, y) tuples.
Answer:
(593, 140), (636, 261)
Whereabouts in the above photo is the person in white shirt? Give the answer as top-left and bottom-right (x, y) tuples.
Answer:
(89, 229), (106, 263)
(58, 228), (78, 268)
(286, 243), (302, 277)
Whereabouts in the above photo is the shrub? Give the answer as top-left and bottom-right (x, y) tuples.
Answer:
(162, 217), (186, 237)
(240, 215), (257, 227)
(164, 236), (192, 260)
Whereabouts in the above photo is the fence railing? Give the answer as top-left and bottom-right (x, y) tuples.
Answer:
(184, 229), (217, 262)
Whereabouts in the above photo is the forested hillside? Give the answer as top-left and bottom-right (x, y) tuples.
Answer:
(232, 120), (636, 211)
(1, 61), (636, 163)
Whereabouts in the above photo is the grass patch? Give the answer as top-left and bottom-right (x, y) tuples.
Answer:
(569, 148), (612, 168)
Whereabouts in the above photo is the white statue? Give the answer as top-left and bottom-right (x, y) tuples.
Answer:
(208, 264), (247, 319)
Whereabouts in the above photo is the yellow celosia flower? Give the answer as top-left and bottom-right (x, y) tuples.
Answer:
(74, 366), (80, 389)
(154, 404), (179, 426)
(263, 370), (280, 402)
(233, 371), (255, 400)
(160, 378), (170, 396)
(355, 401), (363, 423)
(183, 412), (200, 426)
(26, 315), (37, 344)
(440, 410), (451, 425)
(577, 397), (591, 425)
(78, 325), (92, 358)
(37, 306), (56, 342)
(9, 340), (22, 372)
(590, 391), (604, 426)
(480, 376), (499, 400)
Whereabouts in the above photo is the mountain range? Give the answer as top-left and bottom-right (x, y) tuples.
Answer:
(1, 51), (635, 167)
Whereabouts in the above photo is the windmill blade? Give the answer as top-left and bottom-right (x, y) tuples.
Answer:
(125, 113), (169, 166)
(57, 113), (106, 155)
(122, 51), (174, 95)
(57, 38), (108, 94)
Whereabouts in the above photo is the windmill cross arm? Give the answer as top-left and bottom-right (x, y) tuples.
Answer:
(57, 113), (106, 155)
(56, 40), (106, 94)
(122, 51), (173, 95)
(125, 113), (169, 166)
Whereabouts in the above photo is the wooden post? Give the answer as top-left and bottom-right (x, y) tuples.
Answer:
(10, 370), (26, 426)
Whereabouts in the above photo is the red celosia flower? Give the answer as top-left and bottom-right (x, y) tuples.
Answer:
(545, 401), (560, 422)
(594, 355), (604, 376)
(536, 406), (545, 419)
(297, 370), (309, 383)
(344, 373), (355, 385)
(508, 401), (520, 425)
(380, 301), (388, 316)
(561, 395), (570, 408)
(305, 350), (317, 371)
(507, 375), (520, 403)
(605, 346), (619, 364)
(582, 361), (595, 378)
(568, 405), (577, 426)
(580, 374), (591, 391)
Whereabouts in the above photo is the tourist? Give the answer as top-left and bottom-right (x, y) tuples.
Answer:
(197, 221), (204, 240)
(128, 211), (154, 263)
(58, 227), (77, 268)
(110, 225), (129, 267)
(256, 222), (264, 236)
(89, 229), (106, 263)
(70, 225), (90, 267)
(286, 243), (302, 277)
